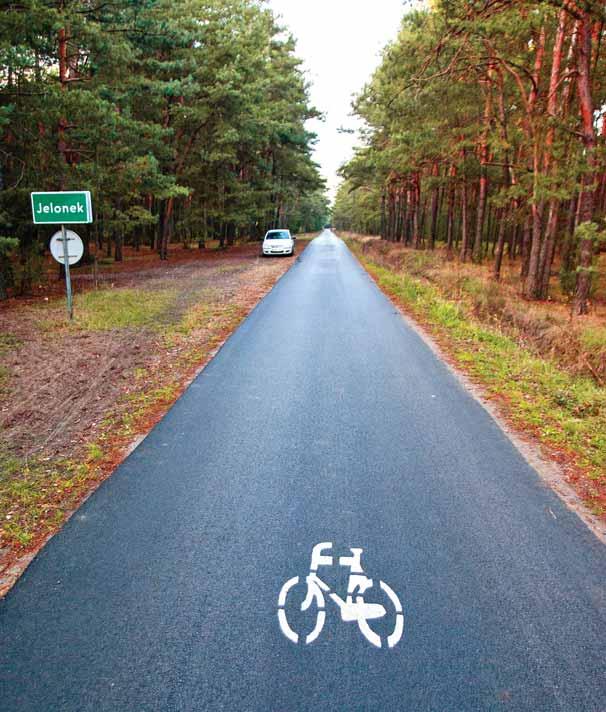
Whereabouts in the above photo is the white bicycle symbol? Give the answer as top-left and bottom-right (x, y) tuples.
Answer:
(277, 542), (404, 649)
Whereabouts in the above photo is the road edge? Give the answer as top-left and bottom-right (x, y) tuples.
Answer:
(346, 239), (606, 545)
(0, 252), (302, 597)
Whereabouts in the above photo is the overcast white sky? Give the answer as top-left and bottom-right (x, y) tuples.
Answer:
(268, 0), (405, 200)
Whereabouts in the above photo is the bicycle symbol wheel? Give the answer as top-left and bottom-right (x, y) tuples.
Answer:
(355, 579), (404, 649)
(277, 576), (326, 645)
(277, 576), (404, 648)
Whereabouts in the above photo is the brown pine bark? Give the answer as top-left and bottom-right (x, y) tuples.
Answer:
(446, 164), (456, 256)
(523, 25), (546, 299)
(459, 180), (469, 261)
(596, 118), (606, 214)
(412, 173), (422, 249)
(574, 10), (597, 315)
(404, 188), (412, 245)
(394, 186), (403, 242)
(429, 162), (440, 249)
(493, 207), (507, 280)
(57, 25), (70, 185)
(520, 217), (531, 279)
(159, 195), (175, 260)
(380, 191), (386, 240)
(458, 145), (471, 261)
(114, 232), (123, 262)
(387, 189), (395, 241)
(493, 67), (516, 281)
(418, 194), (428, 244)
(399, 185), (408, 242)
(524, 150), (544, 298)
(508, 223), (518, 261)
(473, 68), (493, 262)
(560, 196), (578, 277)
(537, 9), (568, 298)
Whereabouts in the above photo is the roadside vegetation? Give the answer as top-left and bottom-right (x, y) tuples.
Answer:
(332, 0), (606, 521)
(0, 239), (314, 593)
(344, 234), (606, 519)
(0, 0), (329, 594)
(0, 0), (328, 297)
(333, 0), (606, 315)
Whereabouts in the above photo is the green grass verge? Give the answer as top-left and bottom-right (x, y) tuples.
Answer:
(0, 333), (22, 352)
(72, 287), (177, 331)
(0, 287), (248, 550)
(349, 243), (606, 512)
(0, 450), (93, 547)
(0, 333), (22, 396)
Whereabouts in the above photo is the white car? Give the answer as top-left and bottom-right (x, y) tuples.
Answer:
(262, 229), (295, 256)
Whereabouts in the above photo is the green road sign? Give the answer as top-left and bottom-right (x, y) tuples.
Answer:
(31, 191), (93, 225)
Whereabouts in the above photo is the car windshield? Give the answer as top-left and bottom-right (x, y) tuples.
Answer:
(266, 231), (290, 240)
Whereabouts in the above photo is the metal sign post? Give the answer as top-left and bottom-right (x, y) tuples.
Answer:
(61, 225), (74, 320)
(31, 191), (93, 319)
(48, 228), (84, 320)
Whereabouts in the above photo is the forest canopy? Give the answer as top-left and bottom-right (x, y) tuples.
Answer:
(332, 0), (606, 314)
(0, 0), (328, 296)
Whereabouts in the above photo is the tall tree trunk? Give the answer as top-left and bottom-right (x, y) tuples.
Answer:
(226, 222), (236, 247)
(492, 66), (516, 280)
(57, 23), (71, 184)
(560, 196), (578, 277)
(199, 205), (208, 248)
(524, 146), (544, 299)
(114, 231), (123, 262)
(459, 176), (469, 262)
(446, 165), (456, 256)
(473, 73), (492, 262)
(0, 264), (8, 301)
(429, 162), (439, 249)
(493, 207), (507, 280)
(520, 216), (531, 279)
(574, 10), (597, 315)
(394, 188), (402, 242)
(536, 9), (567, 299)
(380, 192), (386, 239)
(538, 200), (559, 298)
(596, 104), (606, 215)
(508, 223), (518, 261)
(387, 189), (395, 241)
(412, 173), (421, 249)
(160, 196), (175, 260)
(509, 24), (545, 298)
(418, 194), (428, 245)
(404, 189), (412, 245)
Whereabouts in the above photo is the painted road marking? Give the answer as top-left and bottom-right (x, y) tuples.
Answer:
(277, 542), (404, 649)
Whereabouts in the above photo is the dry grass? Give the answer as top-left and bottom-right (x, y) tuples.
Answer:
(343, 233), (606, 520)
(0, 242), (308, 594)
(350, 235), (606, 384)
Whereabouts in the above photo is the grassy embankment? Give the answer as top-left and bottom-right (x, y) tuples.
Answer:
(343, 234), (606, 518)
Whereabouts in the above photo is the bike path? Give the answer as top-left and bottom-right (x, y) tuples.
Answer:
(1, 232), (606, 711)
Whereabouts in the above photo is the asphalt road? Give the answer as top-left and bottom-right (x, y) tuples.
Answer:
(2, 231), (606, 711)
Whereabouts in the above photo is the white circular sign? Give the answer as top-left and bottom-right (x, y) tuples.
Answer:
(49, 230), (84, 265)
